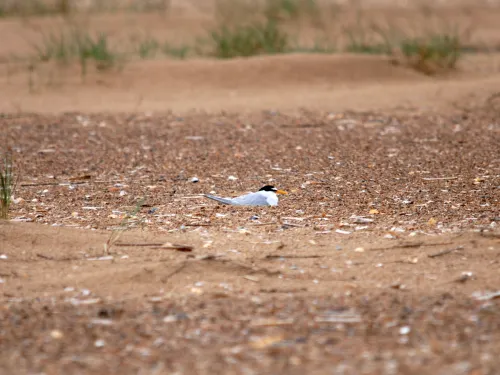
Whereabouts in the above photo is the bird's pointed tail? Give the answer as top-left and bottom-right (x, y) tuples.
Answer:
(204, 194), (233, 205)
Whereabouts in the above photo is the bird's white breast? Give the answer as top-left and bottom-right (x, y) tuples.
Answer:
(260, 191), (279, 206)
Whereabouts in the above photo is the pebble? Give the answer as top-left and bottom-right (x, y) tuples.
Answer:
(90, 319), (113, 326)
(94, 339), (105, 348)
(399, 326), (411, 335)
(335, 229), (352, 235)
(351, 216), (374, 224)
(390, 227), (405, 233)
(50, 330), (64, 339)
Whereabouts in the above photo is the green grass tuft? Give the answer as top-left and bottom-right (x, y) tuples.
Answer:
(211, 20), (289, 58)
(291, 45), (336, 54)
(32, 29), (120, 76)
(343, 26), (392, 55)
(77, 32), (117, 73)
(345, 41), (391, 55)
(0, 0), (60, 17)
(264, 0), (318, 20)
(162, 43), (190, 59)
(13, 1), (467, 77)
(136, 36), (160, 59)
(0, 0), (169, 17)
(397, 33), (461, 74)
(34, 32), (73, 63)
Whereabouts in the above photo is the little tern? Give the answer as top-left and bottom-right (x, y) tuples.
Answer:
(204, 185), (288, 206)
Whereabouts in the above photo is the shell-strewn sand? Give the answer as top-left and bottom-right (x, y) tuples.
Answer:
(1, 2), (500, 374)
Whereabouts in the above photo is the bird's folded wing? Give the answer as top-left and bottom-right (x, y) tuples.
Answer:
(203, 194), (234, 205)
(231, 192), (268, 206)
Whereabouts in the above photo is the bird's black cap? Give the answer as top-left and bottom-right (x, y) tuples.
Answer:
(259, 185), (277, 192)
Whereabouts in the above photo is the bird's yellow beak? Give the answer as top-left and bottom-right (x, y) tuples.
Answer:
(276, 190), (288, 195)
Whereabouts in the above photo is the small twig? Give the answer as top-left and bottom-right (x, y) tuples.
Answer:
(151, 246), (193, 253)
(445, 272), (476, 285)
(150, 243), (193, 252)
(36, 253), (54, 260)
(184, 223), (212, 227)
(352, 260), (414, 266)
(21, 180), (127, 187)
(243, 275), (260, 282)
(282, 222), (305, 228)
(21, 182), (60, 187)
(69, 175), (91, 182)
(422, 177), (458, 181)
(93, 180), (128, 184)
(196, 254), (223, 261)
(265, 254), (323, 259)
(20, 181), (89, 187)
(115, 243), (164, 247)
(250, 318), (295, 327)
(160, 261), (188, 283)
(369, 241), (453, 251)
(428, 246), (464, 258)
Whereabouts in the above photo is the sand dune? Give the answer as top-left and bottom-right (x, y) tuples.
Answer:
(1, 53), (499, 114)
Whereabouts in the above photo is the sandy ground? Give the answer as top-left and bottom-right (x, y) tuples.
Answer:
(2, 53), (500, 115)
(1, 1), (500, 374)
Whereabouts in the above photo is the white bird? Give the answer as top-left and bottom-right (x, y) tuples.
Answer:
(204, 185), (288, 206)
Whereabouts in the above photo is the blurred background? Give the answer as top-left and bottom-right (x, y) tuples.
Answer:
(1, 0), (499, 113)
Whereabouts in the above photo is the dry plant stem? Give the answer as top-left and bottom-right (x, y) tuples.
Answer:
(160, 261), (188, 283)
(36, 253), (54, 260)
(104, 198), (145, 254)
(422, 177), (458, 181)
(150, 246), (193, 252)
(428, 246), (464, 258)
(21, 181), (88, 187)
(369, 241), (453, 251)
(115, 243), (165, 247)
(265, 254), (322, 259)
(0, 151), (17, 220)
